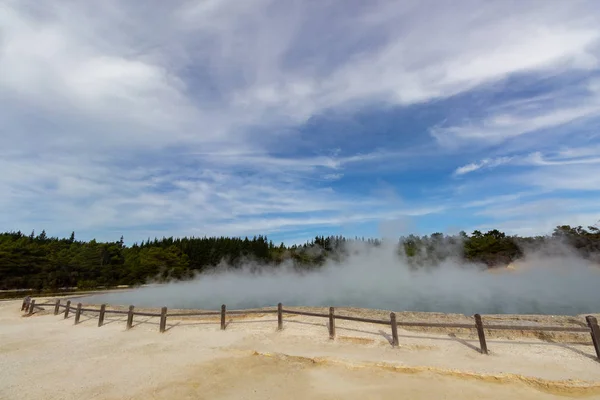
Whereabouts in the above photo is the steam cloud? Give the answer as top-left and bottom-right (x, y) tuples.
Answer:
(84, 240), (600, 315)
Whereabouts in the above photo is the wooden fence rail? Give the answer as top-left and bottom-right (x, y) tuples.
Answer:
(333, 314), (391, 325)
(167, 311), (221, 317)
(480, 324), (591, 333)
(282, 309), (332, 318)
(21, 298), (600, 362)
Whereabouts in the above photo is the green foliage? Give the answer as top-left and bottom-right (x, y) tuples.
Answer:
(463, 229), (522, 266)
(0, 232), (281, 290)
(0, 224), (599, 290)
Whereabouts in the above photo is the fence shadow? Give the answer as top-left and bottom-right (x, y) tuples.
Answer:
(98, 315), (127, 326)
(447, 332), (482, 353)
(555, 343), (598, 361)
(285, 319), (396, 346)
(484, 338), (597, 361)
(393, 331), (596, 359)
(165, 321), (180, 332)
(76, 314), (97, 324)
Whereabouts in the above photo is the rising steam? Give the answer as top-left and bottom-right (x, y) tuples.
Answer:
(83, 239), (600, 315)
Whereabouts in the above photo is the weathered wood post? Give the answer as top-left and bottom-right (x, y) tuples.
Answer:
(74, 303), (82, 324)
(159, 307), (167, 333)
(54, 299), (61, 315)
(28, 300), (36, 315)
(221, 304), (226, 330)
(390, 312), (399, 347)
(474, 314), (488, 355)
(277, 303), (283, 331)
(98, 304), (106, 327)
(126, 305), (135, 330)
(329, 307), (336, 339)
(64, 300), (71, 319)
(21, 298), (28, 311)
(65, 300), (71, 319)
(586, 316), (600, 362)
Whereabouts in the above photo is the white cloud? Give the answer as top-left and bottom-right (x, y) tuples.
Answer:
(473, 197), (599, 219)
(525, 151), (600, 166)
(432, 82), (600, 148)
(454, 144), (600, 177)
(323, 173), (344, 181)
(216, 1), (600, 126)
(556, 145), (600, 158)
(462, 193), (534, 209)
(521, 165), (600, 191)
(454, 157), (512, 175)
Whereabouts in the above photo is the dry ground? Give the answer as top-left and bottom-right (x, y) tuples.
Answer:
(2, 298), (600, 399)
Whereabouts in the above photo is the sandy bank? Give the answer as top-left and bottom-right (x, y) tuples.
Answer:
(2, 299), (600, 399)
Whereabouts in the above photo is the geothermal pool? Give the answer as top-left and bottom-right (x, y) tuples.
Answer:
(81, 254), (600, 315)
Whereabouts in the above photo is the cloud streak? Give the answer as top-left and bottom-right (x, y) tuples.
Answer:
(454, 157), (513, 175)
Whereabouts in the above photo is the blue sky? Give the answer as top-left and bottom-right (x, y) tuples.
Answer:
(1, 0), (600, 245)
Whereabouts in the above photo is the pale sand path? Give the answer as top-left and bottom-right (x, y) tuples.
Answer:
(1, 299), (600, 399)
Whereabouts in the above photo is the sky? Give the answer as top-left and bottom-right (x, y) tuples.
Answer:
(1, 0), (600, 245)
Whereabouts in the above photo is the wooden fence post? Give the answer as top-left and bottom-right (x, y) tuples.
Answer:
(586, 316), (600, 362)
(21, 298), (28, 311)
(474, 314), (488, 355)
(159, 307), (167, 333)
(54, 299), (60, 315)
(126, 305), (135, 330)
(221, 304), (226, 330)
(329, 307), (336, 339)
(390, 312), (399, 347)
(98, 304), (106, 327)
(28, 300), (35, 316)
(64, 300), (71, 319)
(277, 303), (283, 331)
(74, 303), (82, 324)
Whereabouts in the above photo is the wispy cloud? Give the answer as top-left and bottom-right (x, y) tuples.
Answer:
(525, 151), (600, 166)
(519, 164), (600, 191)
(454, 157), (513, 175)
(454, 145), (600, 176)
(432, 80), (600, 149)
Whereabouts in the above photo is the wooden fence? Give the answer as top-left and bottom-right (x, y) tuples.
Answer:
(21, 297), (600, 361)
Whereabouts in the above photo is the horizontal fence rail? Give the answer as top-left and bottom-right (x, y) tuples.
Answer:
(282, 309), (332, 318)
(480, 324), (591, 333)
(396, 321), (475, 329)
(167, 311), (222, 317)
(134, 311), (162, 317)
(227, 309), (278, 315)
(333, 314), (391, 325)
(20, 298), (600, 362)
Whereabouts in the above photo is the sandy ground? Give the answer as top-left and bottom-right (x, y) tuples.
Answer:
(2, 299), (600, 399)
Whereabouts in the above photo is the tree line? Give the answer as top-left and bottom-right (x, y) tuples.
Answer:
(0, 224), (599, 291)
